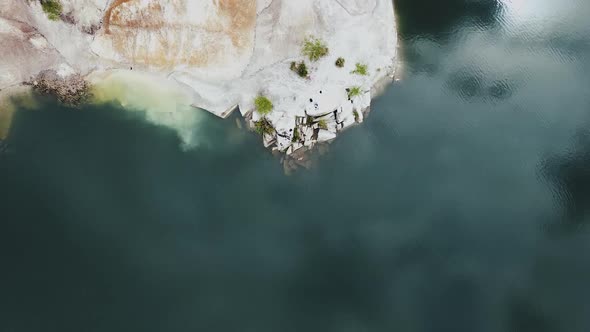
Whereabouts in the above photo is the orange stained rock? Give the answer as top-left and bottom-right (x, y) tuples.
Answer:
(103, 0), (132, 34)
(101, 0), (257, 68)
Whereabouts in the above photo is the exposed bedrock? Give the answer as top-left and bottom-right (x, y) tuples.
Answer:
(0, 0), (398, 160)
(31, 69), (90, 106)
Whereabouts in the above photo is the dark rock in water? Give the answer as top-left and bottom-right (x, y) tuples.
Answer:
(32, 69), (90, 106)
(317, 143), (329, 155)
(283, 159), (296, 176)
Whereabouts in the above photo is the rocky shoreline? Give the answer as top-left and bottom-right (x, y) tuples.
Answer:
(28, 69), (90, 106)
(0, 72), (390, 173)
(0, 0), (398, 165)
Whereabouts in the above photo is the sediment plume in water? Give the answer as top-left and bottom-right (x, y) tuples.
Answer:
(90, 71), (206, 149)
(0, 87), (38, 140)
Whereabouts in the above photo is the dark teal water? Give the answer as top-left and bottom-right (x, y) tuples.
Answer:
(2, 1), (590, 331)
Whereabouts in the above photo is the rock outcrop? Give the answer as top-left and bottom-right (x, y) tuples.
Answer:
(32, 68), (90, 105)
(0, 14), (63, 88)
(0, 0), (398, 156)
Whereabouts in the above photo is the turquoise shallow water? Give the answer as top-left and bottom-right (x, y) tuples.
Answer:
(2, 1), (590, 331)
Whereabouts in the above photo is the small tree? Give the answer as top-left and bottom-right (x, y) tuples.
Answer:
(302, 36), (329, 62)
(254, 96), (273, 115)
(318, 119), (328, 130)
(351, 63), (368, 76)
(41, 0), (62, 20)
(290, 61), (308, 78)
(254, 118), (275, 135)
(335, 57), (345, 68)
(348, 86), (362, 98)
(292, 128), (301, 142)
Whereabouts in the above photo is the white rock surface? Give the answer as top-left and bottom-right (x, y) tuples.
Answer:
(0, 18), (63, 87)
(0, 0), (398, 152)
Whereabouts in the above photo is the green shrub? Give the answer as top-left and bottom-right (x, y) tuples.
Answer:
(292, 128), (301, 142)
(353, 110), (359, 122)
(40, 0), (62, 21)
(254, 96), (273, 115)
(296, 62), (308, 78)
(348, 86), (362, 98)
(335, 57), (345, 68)
(318, 119), (328, 130)
(254, 118), (275, 135)
(351, 63), (368, 76)
(290, 61), (308, 78)
(302, 36), (328, 62)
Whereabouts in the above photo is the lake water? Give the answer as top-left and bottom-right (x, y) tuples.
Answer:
(2, 1), (590, 331)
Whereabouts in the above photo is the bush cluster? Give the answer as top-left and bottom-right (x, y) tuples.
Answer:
(290, 61), (309, 78)
(254, 96), (273, 115)
(41, 0), (62, 21)
(348, 86), (362, 98)
(254, 118), (275, 136)
(351, 63), (368, 76)
(302, 36), (329, 62)
(292, 128), (301, 142)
